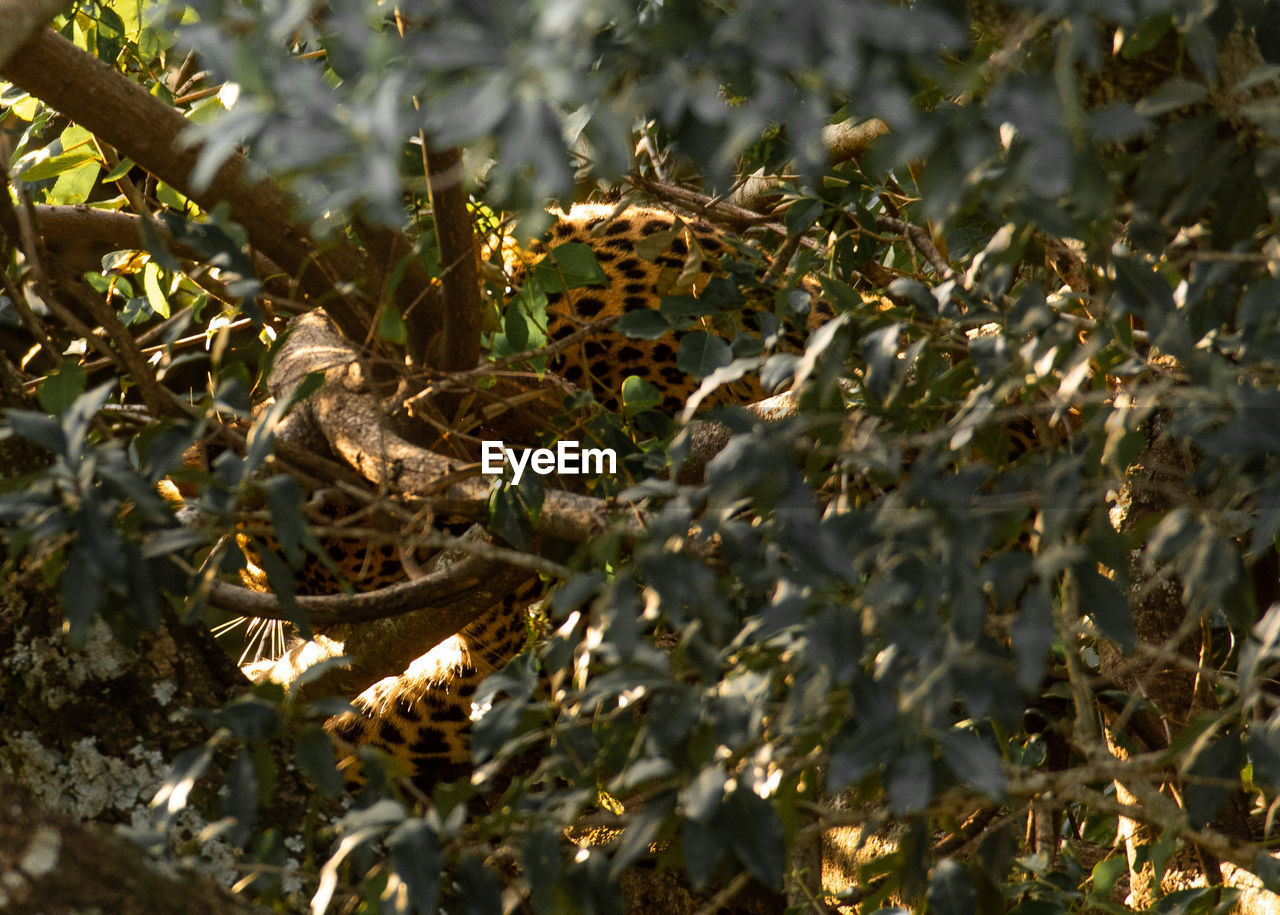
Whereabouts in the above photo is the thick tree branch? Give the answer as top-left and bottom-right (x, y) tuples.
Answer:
(239, 549), (537, 700)
(1, 30), (441, 363)
(0, 0), (67, 69)
(629, 175), (775, 233)
(425, 146), (483, 373)
(270, 311), (626, 543)
(0, 773), (265, 914)
(32, 204), (285, 290)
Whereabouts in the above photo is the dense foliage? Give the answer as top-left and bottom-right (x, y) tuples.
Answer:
(5, 0), (1280, 912)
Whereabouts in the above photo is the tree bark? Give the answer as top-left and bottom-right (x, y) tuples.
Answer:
(426, 146), (483, 373)
(0, 0), (66, 69)
(0, 771), (266, 914)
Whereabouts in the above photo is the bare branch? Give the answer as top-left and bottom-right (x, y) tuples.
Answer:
(629, 175), (776, 232)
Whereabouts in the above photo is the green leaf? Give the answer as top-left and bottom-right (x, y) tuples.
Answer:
(1183, 730), (1243, 828)
(784, 197), (823, 236)
(59, 546), (103, 648)
(261, 474), (305, 566)
(379, 307), (407, 344)
(521, 825), (561, 911)
(1120, 14), (1171, 58)
(533, 242), (608, 292)
(861, 323), (901, 402)
(620, 375), (662, 414)
(155, 181), (190, 210)
(1247, 720), (1280, 789)
(38, 361), (87, 414)
(927, 860), (977, 915)
(390, 819), (443, 914)
(936, 730), (1006, 802)
(886, 746), (932, 814)
(1256, 852), (1280, 894)
(1074, 565), (1135, 652)
(94, 6), (128, 63)
(676, 331), (732, 379)
(453, 855), (504, 915)
(680, 764), (727, 823)
(249, 539), (307, 637)
(221, 695), (279, 742)
(156, 211), (260, 300)
(660, 294), (717, 322)
(221, 748), (258, 847)
(1089, 855), (1127, 900)
(723, 788), (785, 890)
(139, 218), (182, 272)
(153, 741), (219, 823)
(143, 260), (171, 318)
(806, 605), (864, 683)
(488, 480), (536, 550)
(1010, 588), (1054, 691)
(1112, 257), (1174, 319)
(498, 299), (532, 353)
(976, 821), (1018, 883)
(18, 145), (98, 182)
(682, 818), (725, 889)
(614, 309), (672, 339)
(609, 795), (673, 878)
(295, 723), (343, 795)
(5, 409), (67, 456)
(48, 161), (101, 205)
(1134, 77), (1208, 117)
(102, 155), (136, 182)
(633, 227), (680, 262)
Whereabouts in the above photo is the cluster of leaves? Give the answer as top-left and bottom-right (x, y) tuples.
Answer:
(161, 0), (973, 221)
(9, 0), (1280, 912)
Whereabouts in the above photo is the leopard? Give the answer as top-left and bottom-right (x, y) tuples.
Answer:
(250, 203), (849, 792)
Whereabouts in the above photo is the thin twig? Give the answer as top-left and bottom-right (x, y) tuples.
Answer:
(53, 267), (187, 418)
(874, 214), (959, 284)
(403, 316), (613, 411)
(206, 551), (534, 624)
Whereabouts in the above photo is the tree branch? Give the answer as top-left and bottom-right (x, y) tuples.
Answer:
(0, 773), (265, 914)
(875, 214), (958, 283)
(207, 551), (525, 626)
(1, 30), (441, 364)
(728, 117), (891, 213)
(425, 146), (483, 373)
(31, 204), (285, 292)
(0, 0), (68, 69)
(269, 311), (627, 543)
(50, 267), (186, 418)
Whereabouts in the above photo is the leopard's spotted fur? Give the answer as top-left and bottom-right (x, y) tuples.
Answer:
(260, 204), (851, 792)
(525, 204), (832, 413)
